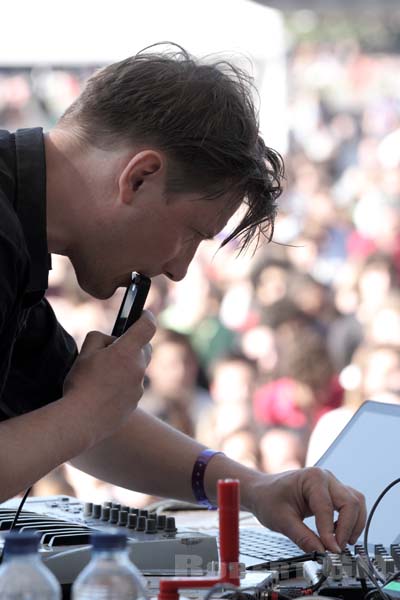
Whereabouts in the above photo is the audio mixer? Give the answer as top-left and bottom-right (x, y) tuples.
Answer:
(0, 495), (218, 587)
(2, 495), (400, 600)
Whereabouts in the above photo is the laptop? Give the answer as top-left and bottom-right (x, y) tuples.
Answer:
(239, 400), (400, 567)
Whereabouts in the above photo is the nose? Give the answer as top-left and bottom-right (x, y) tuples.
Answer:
(163, 240), (200, 282)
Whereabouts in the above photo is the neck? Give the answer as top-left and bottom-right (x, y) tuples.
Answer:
(44, 128), (86, 255)
(44, 127), (132, 259)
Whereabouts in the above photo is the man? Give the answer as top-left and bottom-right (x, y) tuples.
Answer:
(0, 46), (365, 553)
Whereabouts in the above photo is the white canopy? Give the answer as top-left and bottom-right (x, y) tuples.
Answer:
(1, 0), (287, 150)
(1, 0), (281, 65)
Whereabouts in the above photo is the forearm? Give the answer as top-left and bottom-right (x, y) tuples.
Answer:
(69, 408), (367, 554)
(0, 315), (156, 503)
(0, 397), (89, 502)
(71, 407), (262, 509)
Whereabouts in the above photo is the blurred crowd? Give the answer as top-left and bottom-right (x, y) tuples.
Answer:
(1, 37), (400, 507)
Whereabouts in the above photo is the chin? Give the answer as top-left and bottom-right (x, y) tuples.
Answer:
(79, 278), (116, 301)
(70, 259), (118, 300)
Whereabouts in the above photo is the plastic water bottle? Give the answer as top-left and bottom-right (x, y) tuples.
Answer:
(72, 531), (149, 600)
(0, 531), (61, 599)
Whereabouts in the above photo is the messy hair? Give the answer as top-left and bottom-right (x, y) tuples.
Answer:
(60, 44), (284, 251)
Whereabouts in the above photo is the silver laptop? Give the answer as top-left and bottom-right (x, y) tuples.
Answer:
(240, 400), (400, 567)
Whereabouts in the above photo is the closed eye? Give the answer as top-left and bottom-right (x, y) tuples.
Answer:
(197, 230), (215, 241)
(185, 229), (215, 244)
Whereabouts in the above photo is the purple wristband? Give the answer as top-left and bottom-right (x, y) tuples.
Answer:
(191, 449), (224, 510)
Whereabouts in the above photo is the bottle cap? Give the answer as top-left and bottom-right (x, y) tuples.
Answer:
(91, 531), (127, 550)
(4, 531), (40, 555)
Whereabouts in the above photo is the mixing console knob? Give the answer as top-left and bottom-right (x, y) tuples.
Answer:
(146, 518), (157, 534)
(139, 509), (148, 518)
(109, 507), (119, 524)
(130, 508), (139, 515)
(83, 502), (93, 517)
(101, 506), (111, 521)
(157, 515), (166, 530)
(354, 544), (366, 556)
(118, 510), (128, 526)
(128, 514), (138, 529)
(136, 516), (146, 531)
(103, 501), (112, 508)
(331, 557), (342, 581)
(391, 544), (400, 569)
(165, 517), (177, 533)
(112, 502), (121, 510)
(92, 504), (101, 519)
(385, 557), (396, 575)
(121, 505), (129, 513)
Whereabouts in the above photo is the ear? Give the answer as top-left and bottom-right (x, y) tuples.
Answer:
(118, 150), (164, 205)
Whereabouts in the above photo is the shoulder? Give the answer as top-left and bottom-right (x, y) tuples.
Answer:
(306, 407), (353, 466)
(0, 190), (27, 267)
(0, 130), (26, 257)
(0, 190), (29, 321)
(0, 130), (16, 196)
(0, 130), (27, 262)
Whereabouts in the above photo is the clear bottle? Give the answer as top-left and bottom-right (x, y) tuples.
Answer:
(72, 531), (149, 600)
(0, 531), (62, 599)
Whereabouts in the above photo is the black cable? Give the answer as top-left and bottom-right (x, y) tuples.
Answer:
(384, 570), (400, 586)
(203, 582), (240, 600)
(356, 476), (400, 600)
(363, 477), (400, 588)
(248, 551), (325, 572)
(0, 486), (32, 564)
(364, 590), (385, 600)
(356, 554), (388, 600)
(9, 486), (32, 532)
(307, 572), (328, 593)
(360, 576), (369, 595)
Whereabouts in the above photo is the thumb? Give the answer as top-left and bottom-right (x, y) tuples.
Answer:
(113, 310), (157, 348)
(283, 514), (325, 553)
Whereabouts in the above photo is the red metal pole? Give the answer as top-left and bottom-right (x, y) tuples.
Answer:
(218, 479), (240, 585)
(157, 479), (241, 600)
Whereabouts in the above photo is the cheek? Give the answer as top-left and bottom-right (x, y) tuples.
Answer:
(151, 221), (181, 254)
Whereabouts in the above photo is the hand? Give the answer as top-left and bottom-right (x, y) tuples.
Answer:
(63, 310), (156, 445)
(249, 467), (366, 553)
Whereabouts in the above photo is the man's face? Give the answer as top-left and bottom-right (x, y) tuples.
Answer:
(71, 179), (239, 300)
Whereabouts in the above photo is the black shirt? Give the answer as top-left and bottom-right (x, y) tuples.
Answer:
(0, 128), (77, 420)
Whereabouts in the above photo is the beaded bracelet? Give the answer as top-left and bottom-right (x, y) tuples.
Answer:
(191, 449), (224, 510)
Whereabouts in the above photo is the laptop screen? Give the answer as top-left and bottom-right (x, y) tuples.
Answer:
(312, 400), (400, 547)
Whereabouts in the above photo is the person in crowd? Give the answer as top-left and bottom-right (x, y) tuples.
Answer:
(328, 253), (399, 371)
(0, 45), (365, 554)
(254, 311), (342, 471)
(250, 257), (294, 311)
(140, 328), (211, 438)
(197, 353), (260, 469)
(365, 292), (400, 347)
(259, 427), (305, 474)
(306, 343), (400, 465)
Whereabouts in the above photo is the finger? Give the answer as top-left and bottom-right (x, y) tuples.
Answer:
(298, 469), (341, 552)
(114, 310), (157, 348)
(283, 511), (326, 553)
(80, 330), (114, 354)
(307, 484), (342, 553)
(336, 488), (366, 547)
(349, 491), (367, 544)
(143, 343), (152, 367)
(324, 478), (361, 550)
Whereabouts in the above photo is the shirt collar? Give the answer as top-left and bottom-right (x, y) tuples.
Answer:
(15, 128), (50, 293)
